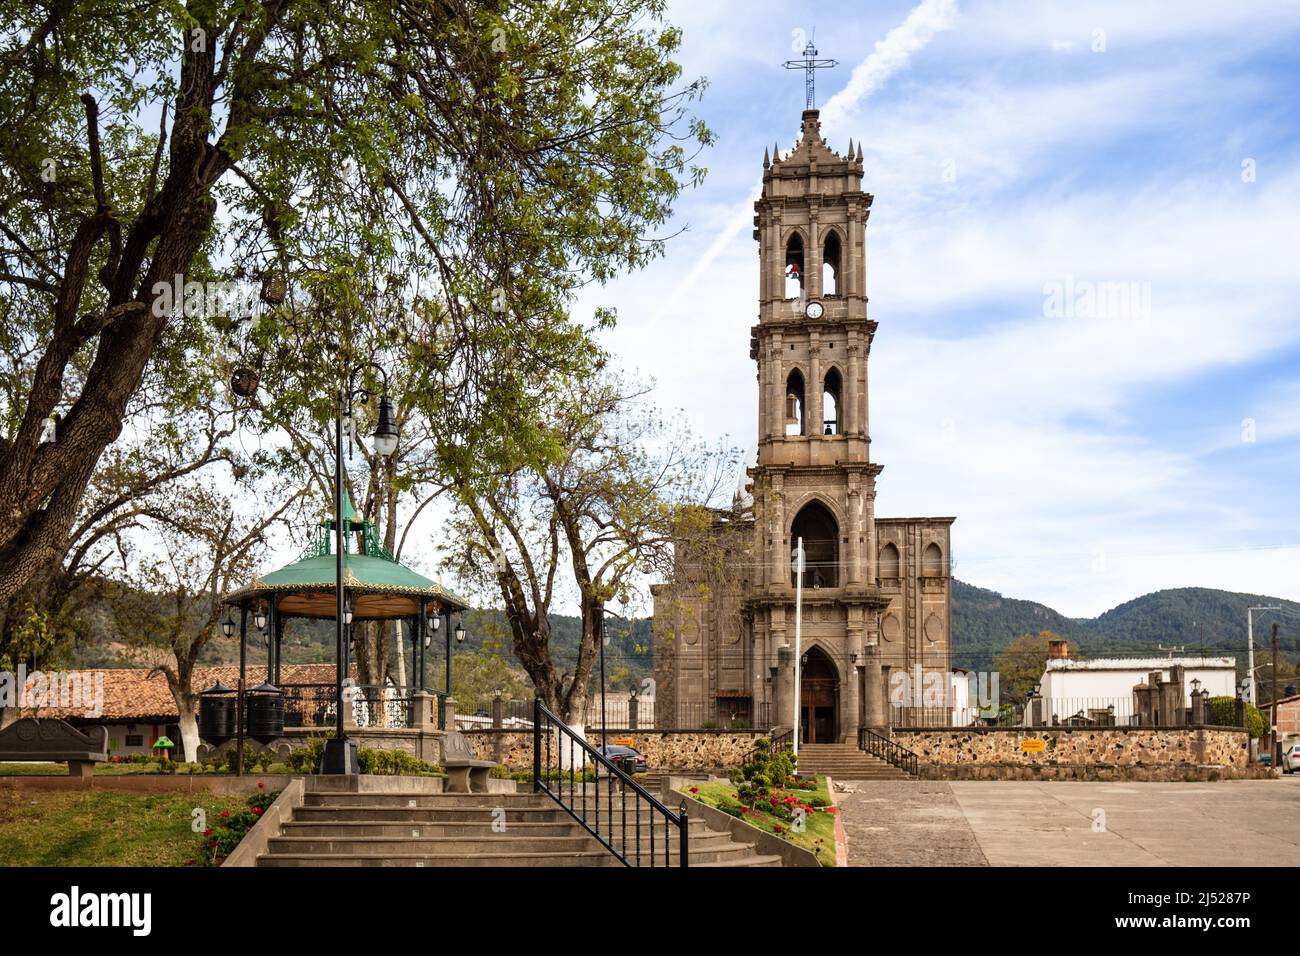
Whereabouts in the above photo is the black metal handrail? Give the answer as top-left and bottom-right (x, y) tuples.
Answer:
(532, 697), (689, 867)
(741, 726), (794, 767)
(859, 727), (919, 776)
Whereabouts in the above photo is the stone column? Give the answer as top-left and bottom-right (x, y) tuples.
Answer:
(862, 643), (884, 730)
(844, 624), (862, 741)
(809, 333), (823, 437)
(846, 333), (861, 436)
(629, 694), (639, 730)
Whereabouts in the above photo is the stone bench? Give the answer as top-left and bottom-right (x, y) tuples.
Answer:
(0, 718), (109, 778)
(441, 731), (496, 793)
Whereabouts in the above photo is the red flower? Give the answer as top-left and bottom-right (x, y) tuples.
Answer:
(203, 828), (212, 837)
(209, 840), (218, 848)
(221, 810), (230, 818)
(258, 782), (265, 789)
(689, 786), (699, 794)
(252, 806), (263, 815)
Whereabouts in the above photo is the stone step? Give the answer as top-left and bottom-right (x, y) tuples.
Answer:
(293, 805), (570, 823)
(302, 792), (551, 809)
(282, 820), (583, 838)
(257, 850), (618, 867)
(268, 834), (597, 855)
(695, 854), (785, 867)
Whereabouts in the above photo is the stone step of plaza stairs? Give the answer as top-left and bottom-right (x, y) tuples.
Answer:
(255, 791), (783, 867)
(794, 742), (916, 780)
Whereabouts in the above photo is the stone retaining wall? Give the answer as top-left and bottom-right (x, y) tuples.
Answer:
(460, 729), (765, 771)
(892, 727), (1262, 781)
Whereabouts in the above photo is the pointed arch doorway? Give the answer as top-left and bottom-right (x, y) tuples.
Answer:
(800, 645), (839, 743)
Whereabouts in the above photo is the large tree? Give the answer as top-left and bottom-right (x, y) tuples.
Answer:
(0, 0), (710, 607)
(445, 372), (733, 723)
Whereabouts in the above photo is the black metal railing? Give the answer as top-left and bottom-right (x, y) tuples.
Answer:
(532, 697), (689, 867)
(859, 727), (919, 776)
(741, 726), (792, 767)
(281, 683), (335, 729)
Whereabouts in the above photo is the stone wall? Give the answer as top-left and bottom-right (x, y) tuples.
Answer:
(892, 727), (1261, 781)
(460, 729), (766, 771)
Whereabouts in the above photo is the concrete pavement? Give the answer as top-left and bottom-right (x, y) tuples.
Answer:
(835, 775), (1300, 866)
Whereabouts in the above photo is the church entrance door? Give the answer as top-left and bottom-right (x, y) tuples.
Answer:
(799, 646), (839, 743)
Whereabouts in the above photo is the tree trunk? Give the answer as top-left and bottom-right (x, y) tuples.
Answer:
(178, 706), (200, 764)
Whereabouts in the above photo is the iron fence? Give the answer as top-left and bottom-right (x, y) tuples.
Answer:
(533, 698), (688, 867)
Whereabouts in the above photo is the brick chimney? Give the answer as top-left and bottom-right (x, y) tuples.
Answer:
(1048, 639), (1070, 660)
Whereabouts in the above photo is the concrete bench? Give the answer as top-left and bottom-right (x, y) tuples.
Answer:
(441, 731), (496, 793)
(0, 718), (108, 778)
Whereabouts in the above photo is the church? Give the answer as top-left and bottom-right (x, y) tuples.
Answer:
(652, 108), (955, 743)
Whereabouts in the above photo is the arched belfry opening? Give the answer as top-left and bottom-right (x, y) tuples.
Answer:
(785, 369), (805, 436)
(791, 500), (838, 588)
(784, 233), (805, 299)
(799, 645), (839, 743)
(823, 367), (842, 435)
(822, 232), (842, 296)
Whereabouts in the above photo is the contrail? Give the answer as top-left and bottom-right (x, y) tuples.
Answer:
(650, 0), (959, 322)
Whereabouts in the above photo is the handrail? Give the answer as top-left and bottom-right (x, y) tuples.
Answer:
(532, 697), (689, 867)
(859, 727), (919, 777)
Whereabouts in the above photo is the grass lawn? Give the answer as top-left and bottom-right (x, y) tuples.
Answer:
(0, 788), (247, 866)
(684, 775), (837, 866)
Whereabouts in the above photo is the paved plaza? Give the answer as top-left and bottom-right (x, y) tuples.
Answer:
(836, 776), (1300, 866)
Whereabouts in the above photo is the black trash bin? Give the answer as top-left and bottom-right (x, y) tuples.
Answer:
(197, 682), (236, 745)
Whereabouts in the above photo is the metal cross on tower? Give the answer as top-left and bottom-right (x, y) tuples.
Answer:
(783, 40), (838, 109)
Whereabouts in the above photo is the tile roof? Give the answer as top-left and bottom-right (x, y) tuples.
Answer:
(20, 663), (340, 722)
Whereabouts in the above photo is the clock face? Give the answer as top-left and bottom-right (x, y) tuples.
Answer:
(804, 300), (824, 319)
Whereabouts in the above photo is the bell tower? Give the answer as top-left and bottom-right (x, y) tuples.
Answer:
(748, 109), (891, 740)
(652, 106), (955, 742)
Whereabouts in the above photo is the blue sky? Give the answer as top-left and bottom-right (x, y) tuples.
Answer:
(576, 0), (1300, 617)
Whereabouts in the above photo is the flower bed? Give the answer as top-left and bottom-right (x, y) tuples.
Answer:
(682, 740), (837, 865)
(193, 781), (281, 866)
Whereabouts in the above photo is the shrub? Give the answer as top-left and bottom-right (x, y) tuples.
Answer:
(357, 748), (443, 776)
(490, 764), (510, 779)
(196, 786), (280, 866)
(1206, 696), (1266, 738)
(286, 737), (328, 774)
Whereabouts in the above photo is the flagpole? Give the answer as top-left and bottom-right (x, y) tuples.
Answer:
(793, 537), (804, 758)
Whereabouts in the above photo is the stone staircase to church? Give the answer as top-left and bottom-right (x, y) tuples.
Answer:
(254, 789), (783, 867)
(795, 742), (916, 780)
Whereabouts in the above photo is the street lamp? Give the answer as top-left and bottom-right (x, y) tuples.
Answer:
(320, 362), (399, 776)
(454, 620), (466, 645)
(221, 614), (236, 639)
(254, 605), (268, 632)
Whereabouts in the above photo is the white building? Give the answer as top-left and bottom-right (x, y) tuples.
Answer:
(1031, 640), (1236, 726)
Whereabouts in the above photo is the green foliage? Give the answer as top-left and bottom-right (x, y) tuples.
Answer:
(489, 764), (510, 780)
(356, 748), (443, 776)
(196, 787), (282, 866)
(1206, 696), (1266, 738)
(285, 737), (327, 774)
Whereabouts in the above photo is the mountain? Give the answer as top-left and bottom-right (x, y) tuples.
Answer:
(952, 579), (1300, 673)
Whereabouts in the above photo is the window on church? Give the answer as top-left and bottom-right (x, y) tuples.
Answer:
(879, 542), (900, 580)
(785, 369), (805, 436)
(823, 232), (841, 296)
(785, 234), (804, 299)
(823, 368), (842, 434)
(922, 542), (945, 577)
(791, 501), (838, 588)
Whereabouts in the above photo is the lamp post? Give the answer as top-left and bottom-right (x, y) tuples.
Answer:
(320, 362), (400, 776)
(599, 612), (616, 749)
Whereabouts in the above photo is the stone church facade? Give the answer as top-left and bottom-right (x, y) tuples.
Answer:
(652, 110), (954, 742)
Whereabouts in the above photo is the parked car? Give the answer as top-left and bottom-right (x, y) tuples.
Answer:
(1283, 741), (1300, 774)
(595, 744), (648, 775)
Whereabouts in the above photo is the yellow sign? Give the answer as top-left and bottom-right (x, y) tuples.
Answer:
(614, 737), (635, 748)
(1021, 739), (1046, 753)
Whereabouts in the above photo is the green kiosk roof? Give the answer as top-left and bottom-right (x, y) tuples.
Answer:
(224, 492), (468, 620)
